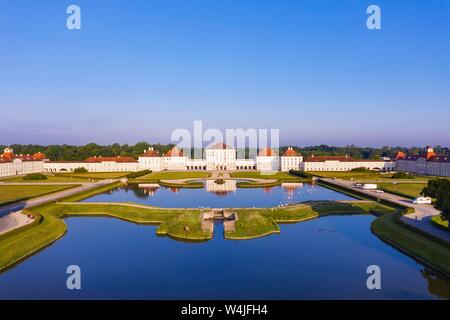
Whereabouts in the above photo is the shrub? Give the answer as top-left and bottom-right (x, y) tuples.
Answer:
(74, 167), (88, 173)
(289, 170), (310, 178)
(351, 167), (372, 173)
(391, 172), (414, 179)
(23, 173), (48, 180)
(126, 170), (152, 179)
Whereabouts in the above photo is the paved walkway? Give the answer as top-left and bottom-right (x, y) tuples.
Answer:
(0, 180), (117, 235)
(0, 211), (34, 235)
(320, 178), (450, 243)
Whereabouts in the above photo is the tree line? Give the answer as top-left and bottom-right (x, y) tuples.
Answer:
(1, 143), (448, 161)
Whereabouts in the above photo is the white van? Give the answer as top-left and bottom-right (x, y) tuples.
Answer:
(413, 196), (432, 204)
(362, 184), (378, 190)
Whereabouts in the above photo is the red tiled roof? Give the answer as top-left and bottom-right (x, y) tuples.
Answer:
(209, 143), (231, 150)
(85, 156), (137, 163)
(258, 148), (276, 156)
(142, 148), (161, 157)
(164, 147), (184, 157)
(395, 151), (406, 160)
(282, 147), (300, 157)
(427, 155), (450, 163)
(0, 148), (46, 163)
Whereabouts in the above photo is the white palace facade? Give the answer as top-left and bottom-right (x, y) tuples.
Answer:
(6, 143), (446, 178)
(396, 146), (450, 177)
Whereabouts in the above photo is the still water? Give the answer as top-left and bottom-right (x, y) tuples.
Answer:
(0, 215), (449, 299)
(82, 181), (355, 208)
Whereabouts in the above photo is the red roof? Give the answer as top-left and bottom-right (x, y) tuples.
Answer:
(282, 147), (300, 157)
(258, 148), (276, 156)
(85, 156), (137, 163)
(142, 148), (161, 157)
(428, 155), (450, 163)
(164, 147), (184, 157)
(395, 151), (406, 160)
(209, 143), (231, 150)
(0, 148), (46, 163)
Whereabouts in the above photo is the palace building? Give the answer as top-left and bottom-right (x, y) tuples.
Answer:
(4, 144), (446, 178)
(0, 147), (48, 177)
(396, 146), (450, 177)
(301, 155), (396, 172)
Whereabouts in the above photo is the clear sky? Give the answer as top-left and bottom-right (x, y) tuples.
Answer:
(0, 0), (449, 147)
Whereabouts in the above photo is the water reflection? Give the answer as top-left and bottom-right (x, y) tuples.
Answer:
(84, 181), (356, 208)
(206, 179), (236, 194)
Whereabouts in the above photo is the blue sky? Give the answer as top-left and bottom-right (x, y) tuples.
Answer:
(0, 0), (449, 147)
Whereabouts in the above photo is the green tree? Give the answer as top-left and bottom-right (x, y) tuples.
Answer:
(422, 179), (450, 225)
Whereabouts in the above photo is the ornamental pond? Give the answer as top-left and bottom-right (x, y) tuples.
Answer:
(0, 181), (449, 299)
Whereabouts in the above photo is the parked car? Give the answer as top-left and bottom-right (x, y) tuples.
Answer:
(413, 196), (432, 204)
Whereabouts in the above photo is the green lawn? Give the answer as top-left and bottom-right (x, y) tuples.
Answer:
(431, 215), (449, 231)
(378, 183), (427, 199)
(310, 171), (430, 182)
(57, 172), (130, 179)
(0, 185), (78, 206)
(230, 171), (306, 181)
(1, 175), (91, 183)
(135, 171), (211, 181)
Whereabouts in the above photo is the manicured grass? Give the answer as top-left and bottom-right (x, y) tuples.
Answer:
(230, 171), (307, 181)
(135, 171), (211, 181)
(431, 215), (449, 232)
(310, 171), (430, 182)
(378, 183), (427, 199)
(226, 211), (280, 239)
(0, 185), (78, 206)
(371, 212), (450, 276)
(236, 180), (282, 188)
(158, 181), (204, 188)
(57, 172), (130, 179)
(1, 175), (91, 183)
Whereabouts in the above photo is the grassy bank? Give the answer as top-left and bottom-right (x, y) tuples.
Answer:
(230, 171), (308, 181)
(378, 183), (426, 199)
(431, 216), (449, 232)
(310, 171), (430, 182)
(0, 184), (79, 206)
(57, 172), (129, 179)
(1, 175), (91, 183)
(372, 212), (450, 276)
(236, 180), (282, 188)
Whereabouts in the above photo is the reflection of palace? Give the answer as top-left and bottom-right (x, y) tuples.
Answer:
(137, 184), (160, 196)
(206, 179), (237, 194)
(281, 182), (304, 197)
